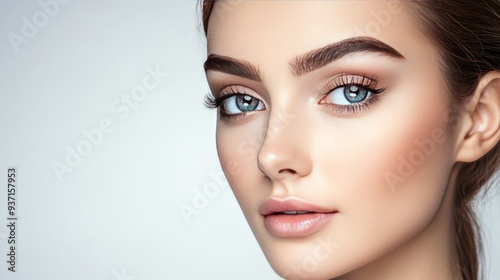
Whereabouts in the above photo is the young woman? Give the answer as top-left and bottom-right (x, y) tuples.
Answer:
(200, 1), (500, 279)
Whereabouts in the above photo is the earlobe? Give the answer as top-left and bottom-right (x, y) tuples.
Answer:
(455, 71), (500, 163)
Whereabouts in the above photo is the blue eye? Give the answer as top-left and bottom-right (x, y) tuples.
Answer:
(326, 85), (373, 105)
(221, 94), (265, 115)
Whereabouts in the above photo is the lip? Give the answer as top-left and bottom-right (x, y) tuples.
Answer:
(259, 198), (338, 238)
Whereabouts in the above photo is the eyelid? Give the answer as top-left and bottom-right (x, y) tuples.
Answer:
(320, 94), (382, 117)
(314, 73), (386, 117)
(204, 84), (266, 118)
(318, 73), (383, 97)
(204, 82), (266, 112)
(219, 85), (255, 96)
(216, 85), (265, 105)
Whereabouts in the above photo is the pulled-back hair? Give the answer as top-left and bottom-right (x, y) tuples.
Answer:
(406, 2), (500, 279)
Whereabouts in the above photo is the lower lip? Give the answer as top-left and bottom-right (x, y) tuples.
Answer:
(264, 212), (337, 238)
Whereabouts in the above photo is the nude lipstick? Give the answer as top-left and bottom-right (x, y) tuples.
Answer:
(259, 198), (338, 238)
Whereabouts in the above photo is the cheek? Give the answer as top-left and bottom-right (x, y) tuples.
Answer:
(317, 94), (450, 195)
(215, 118), (269, 212)
(314, 86), (453, 263)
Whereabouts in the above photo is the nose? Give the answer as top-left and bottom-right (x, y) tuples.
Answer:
(257, 109), (312, 180)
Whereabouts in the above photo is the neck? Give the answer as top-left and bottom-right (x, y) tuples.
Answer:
(336, 166), (463, 280)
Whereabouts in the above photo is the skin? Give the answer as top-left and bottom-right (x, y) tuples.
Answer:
(204, 1), (500, 279)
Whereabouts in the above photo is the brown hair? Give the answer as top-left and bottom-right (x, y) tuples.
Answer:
(199, 1), (500, 279)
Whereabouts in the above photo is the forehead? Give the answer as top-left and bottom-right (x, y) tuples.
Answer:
(207, 1), (434, 70)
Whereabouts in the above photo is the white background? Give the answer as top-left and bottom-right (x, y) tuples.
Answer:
(0, 1), (498, 279)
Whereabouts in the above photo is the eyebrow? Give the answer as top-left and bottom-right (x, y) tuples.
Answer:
(204, 37), (404, 81)
(290, 37), (404, 76)
(204, 54), (262, 81)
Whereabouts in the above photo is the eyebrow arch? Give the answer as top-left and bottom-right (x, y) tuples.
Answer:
(290, 37), (404, 76)
(204, 36), (404, 80)
(204, 54), (262, 82)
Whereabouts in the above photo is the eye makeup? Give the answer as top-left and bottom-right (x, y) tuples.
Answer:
(204, 73), (387, 121)
(317, 73), (386, 117)
(204, 85), (265, 122)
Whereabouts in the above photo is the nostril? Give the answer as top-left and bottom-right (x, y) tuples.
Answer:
(279, 168), (297, 175)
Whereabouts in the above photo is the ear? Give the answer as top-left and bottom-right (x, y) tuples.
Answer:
(455, 71), (500, 162)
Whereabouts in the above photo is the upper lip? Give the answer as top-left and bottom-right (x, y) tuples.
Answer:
(259, 197), (337, 216)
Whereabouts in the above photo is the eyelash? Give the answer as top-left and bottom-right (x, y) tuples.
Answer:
(204, 86), (260, 122)
(204, 86), (241, 109)
(204, 74), (386, 120)
(319, 74), (386, 116)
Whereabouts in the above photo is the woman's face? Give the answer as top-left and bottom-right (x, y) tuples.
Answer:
(205, 1), (457, 278)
